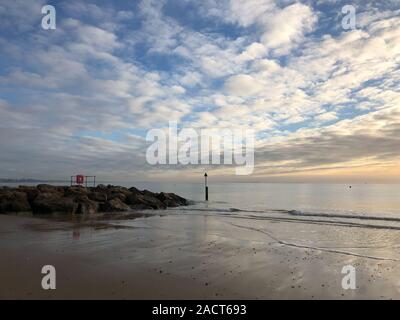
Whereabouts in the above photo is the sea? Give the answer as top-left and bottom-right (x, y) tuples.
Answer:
(4, 181), (400, 227)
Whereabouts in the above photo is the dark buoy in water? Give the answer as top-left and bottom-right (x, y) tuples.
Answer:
(204, 172), (208, 201)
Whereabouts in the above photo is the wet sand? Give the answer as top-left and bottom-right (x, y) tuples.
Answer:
(1, 212), (400, 299)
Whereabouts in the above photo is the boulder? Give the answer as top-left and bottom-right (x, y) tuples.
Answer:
(125, 193), (156, 209)
(136, 193), (166, 209)
(95, 184), (107, 191)
(75, 197), (99, 214)
(111, 186), (131, 195)
(17, 186), (39, 203)
(142, 189), (155, 197)
(0, 191), (31, 213)
(125, 192), (139, 205)
(107, 192), (127, 202)
(157, 192), (187, 207)
(88, 191), (108, 202)
(99, 198), (130, 212)
(64, 186), (89, 197)
(0, 184), (188, 214)
(129, 186), (140, 193)
(37, 184), (63, 194)
(31, 193), (77, 214)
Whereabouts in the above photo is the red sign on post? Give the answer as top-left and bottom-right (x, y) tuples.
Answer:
(76, 175), (84, 185)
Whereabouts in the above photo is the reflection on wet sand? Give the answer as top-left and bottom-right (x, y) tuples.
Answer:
(1, 207), (400, 299)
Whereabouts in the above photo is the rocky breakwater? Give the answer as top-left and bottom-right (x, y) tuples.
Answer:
(0, 184), (188, 214)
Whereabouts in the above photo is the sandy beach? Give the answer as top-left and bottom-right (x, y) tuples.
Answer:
(1, 209), (400, 300)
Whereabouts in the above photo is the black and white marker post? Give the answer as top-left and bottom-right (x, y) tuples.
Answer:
(204, 172), (208, 201)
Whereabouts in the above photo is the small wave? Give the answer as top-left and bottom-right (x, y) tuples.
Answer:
(175, 207), (265, 214)
(177, 206), (400, 224)
(171, 205), (400, 233)
(286, 210), (400, 223)
(226, 213), (400, 231)
(171, 209), (400, 232)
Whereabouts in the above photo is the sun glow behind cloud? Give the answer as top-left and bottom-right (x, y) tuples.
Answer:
(0, 0), (399, 182)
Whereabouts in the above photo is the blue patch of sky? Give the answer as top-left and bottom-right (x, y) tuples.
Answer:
(162, 1), (249, 41)
(337, 103), (372, 120)
(73, 126), (148, 142)
(277, 118), (315, 132)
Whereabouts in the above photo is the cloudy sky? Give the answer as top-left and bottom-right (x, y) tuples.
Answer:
(0, 0), (399, 183)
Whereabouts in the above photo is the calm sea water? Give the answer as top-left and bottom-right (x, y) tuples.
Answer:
(128, 182), (400, 217)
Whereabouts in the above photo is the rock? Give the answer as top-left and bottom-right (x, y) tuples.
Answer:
(142, 193), (166, 209)
(130, 192), (166, 209)
(64, 186), (89, 197)
(0, 184), (188, 214)
(31, 193), (77, 214)
(157, 192), (187, 207)
(88, 191), (108, 202)
(37, 184), (63, 193)
(100, 198), (130, 212)
(75, 197), (99, 214)
(129, 187), (140, 193)
(110, 186), (131, 195)
(142, 189), (155, 197)
(0, 191), (31, 213)
(16, 186), (39, 203)
(107, 192), (127, 202)
(125, 192), (139, 205)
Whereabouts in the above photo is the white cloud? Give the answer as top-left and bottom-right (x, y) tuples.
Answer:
(224, 74), (264, 96)
(1, 0), (400, 181)
(314, 112), (338, 123)
(259, 3), (317, 54)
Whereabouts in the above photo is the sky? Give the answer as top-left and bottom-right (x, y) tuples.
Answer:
(0, 0), (399, 183)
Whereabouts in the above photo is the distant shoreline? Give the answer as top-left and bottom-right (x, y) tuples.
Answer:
(0, 179), (68, 183)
